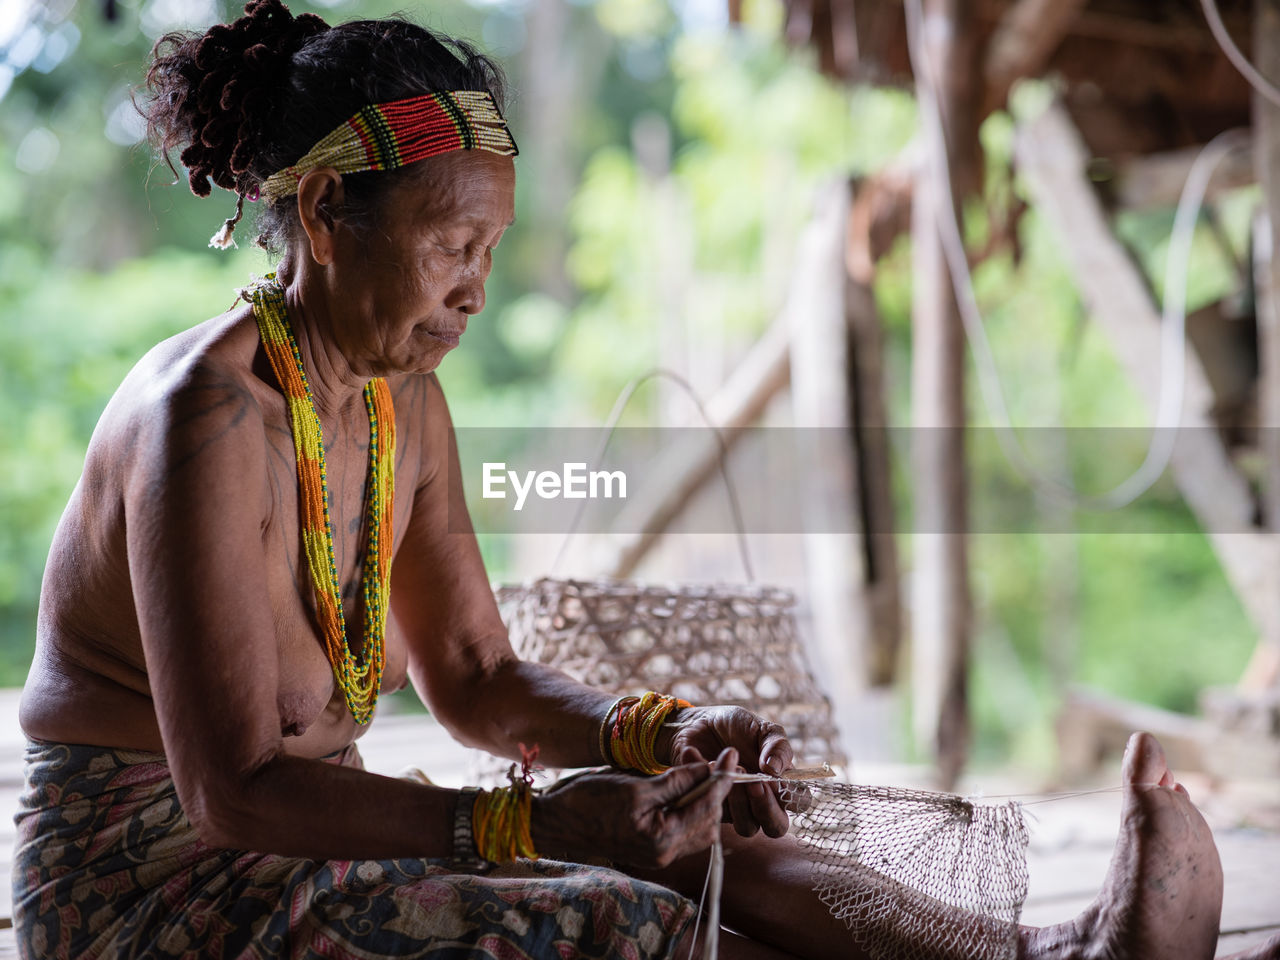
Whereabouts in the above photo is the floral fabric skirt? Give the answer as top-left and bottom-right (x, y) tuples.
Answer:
(11, 740), (696, 959)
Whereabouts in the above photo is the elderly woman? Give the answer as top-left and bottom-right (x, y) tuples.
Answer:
(12, 3), (1266, 959)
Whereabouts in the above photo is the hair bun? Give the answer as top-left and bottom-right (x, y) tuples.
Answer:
(145, 0), (330, 197)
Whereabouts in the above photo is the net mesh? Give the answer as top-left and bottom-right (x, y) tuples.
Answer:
(775, 780), (1031, 960)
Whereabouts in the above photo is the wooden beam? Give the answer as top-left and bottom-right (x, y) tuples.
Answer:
(910, 0), (982, 790)
(1246, 0), (1280, 692)
(984, 0), (1088, 108)
(1057, 687), (1211, 780)
(1016, 102), (1280, 688)
(1112, 139), (1257, 210)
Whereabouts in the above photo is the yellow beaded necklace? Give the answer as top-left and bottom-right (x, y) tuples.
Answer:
(248, 276), (395, 724)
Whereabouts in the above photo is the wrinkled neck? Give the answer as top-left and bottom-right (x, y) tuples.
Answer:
(270, 255), (368, 422)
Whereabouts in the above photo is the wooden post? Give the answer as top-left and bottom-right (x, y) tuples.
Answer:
(910, 0), (982, 789)
(789, 179), (872, 752)
(845, 172), (910, 687)
(1247, 0), (1280, 692)
(846, 268), (903, 687)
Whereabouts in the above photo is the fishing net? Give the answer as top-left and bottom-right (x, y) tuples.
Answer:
(774, 779), (1030, 960)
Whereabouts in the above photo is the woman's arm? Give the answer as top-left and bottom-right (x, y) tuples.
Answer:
(390, 374), (616, 769)
(126, 360), (461, 859)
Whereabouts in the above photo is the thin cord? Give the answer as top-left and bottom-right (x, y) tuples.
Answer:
(904, 0), (1249, 510)
(685, 848), (712, 960)
(685, 835), (725, 960)
(1201, 0), (1280, 110)
(705, 836), (724, 959)
(550, 368), (755, 581)
(969, 784), (1127, 805)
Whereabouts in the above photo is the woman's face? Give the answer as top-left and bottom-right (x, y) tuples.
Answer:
(328, 150), (516, 378)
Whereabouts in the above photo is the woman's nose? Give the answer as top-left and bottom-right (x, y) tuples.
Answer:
(447, 265), (487, 315)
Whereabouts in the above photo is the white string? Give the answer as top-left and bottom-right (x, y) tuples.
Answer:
(1201, 0), (1280, 110)
(705, 835), (724, 960)
(903, 0), (1249, 510)
(685, 835), (725, 960)
(685, 845), (712, 960)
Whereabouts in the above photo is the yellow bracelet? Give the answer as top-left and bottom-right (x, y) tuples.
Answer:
(610, 691), (693, 775)
(598, 695), (636, 766)
(472, 783), (539, 863)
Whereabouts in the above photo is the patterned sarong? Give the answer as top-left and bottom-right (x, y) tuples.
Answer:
(12, 740), (697, 959)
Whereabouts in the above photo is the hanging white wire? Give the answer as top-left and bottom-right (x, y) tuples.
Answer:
(1201, 0), (1280, 110)
(903, 0), (1249, 511)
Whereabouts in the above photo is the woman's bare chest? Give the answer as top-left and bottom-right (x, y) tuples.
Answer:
(258, 412), (412, 740)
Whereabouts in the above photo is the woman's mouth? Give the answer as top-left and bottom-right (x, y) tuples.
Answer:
(426, 329), (462, 347)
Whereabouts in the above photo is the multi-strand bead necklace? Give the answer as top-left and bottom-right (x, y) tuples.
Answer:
(248, 276), (394, 724)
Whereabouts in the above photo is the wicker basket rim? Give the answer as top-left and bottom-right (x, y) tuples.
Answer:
(494, 576), (796, 605)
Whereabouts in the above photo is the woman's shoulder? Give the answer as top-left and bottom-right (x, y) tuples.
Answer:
(119, 303), (261, 411)
(87, 303), (268, 474)
(135, 301), (262, 397)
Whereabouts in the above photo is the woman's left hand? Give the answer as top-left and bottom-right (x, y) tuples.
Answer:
(663, 705), (794, 839)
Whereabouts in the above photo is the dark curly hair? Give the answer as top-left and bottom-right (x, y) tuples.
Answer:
(141, 0), (509, 251)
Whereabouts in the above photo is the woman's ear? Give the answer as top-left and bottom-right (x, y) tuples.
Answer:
(295, 167), (345, 266)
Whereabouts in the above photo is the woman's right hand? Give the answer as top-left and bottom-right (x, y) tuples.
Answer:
(529, 748), (738, 869)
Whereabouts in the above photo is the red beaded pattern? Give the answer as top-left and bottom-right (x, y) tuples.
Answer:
(261, 90), (518, 202)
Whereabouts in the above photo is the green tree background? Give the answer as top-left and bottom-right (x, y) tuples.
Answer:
(0, 0), (1257, 768)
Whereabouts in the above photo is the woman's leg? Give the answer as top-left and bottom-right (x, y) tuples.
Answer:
(638, 733), (1226, 960)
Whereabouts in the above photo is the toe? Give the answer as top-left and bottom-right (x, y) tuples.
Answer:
(1122, 731), (1170, 786)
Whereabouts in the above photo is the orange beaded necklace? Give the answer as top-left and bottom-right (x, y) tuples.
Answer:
(248, 276), (395, 724)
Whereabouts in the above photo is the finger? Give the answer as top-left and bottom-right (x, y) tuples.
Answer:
(727, 778), (760, 838)
(758, 723), (794, 776)
(652, 756), (716, 809)
(672, 753), (736, 824)
(700, 749), (740, 815)
(673, 740), (708, 765)
(713, 747), (737, 773)
(746, 779), (791, 838)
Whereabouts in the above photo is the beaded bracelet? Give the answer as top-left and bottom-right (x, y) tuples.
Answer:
(472, 782), (539, 863)
(609, 691), (694, 775)
(598, 695), (636, 766)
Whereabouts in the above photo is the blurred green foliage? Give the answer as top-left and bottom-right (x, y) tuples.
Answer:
(0, 0), (1257, 768)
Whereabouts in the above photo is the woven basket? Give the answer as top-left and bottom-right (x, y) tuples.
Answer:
(484, 576), (846, 775)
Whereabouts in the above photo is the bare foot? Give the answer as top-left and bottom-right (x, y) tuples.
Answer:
(1029, 732), (1224, 959)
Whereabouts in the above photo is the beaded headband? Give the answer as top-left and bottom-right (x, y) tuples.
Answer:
(210, 90), (518, 248)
